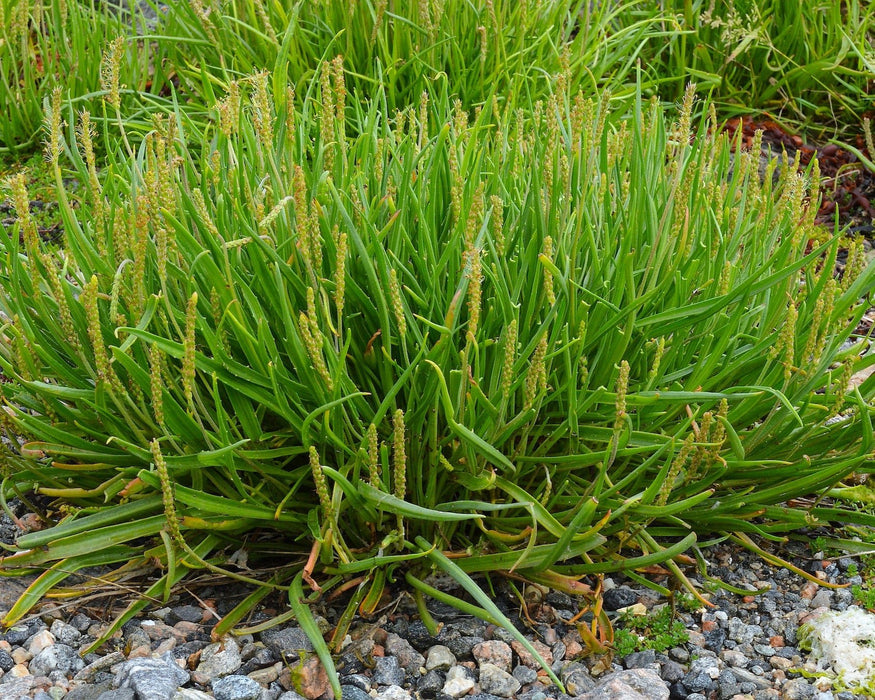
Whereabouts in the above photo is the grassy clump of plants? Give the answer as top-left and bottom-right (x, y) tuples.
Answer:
(636, 0), (875, 135)
(3, 52), (875, 690)
(2, 1), (875, 694)
(0, 0), (165, 152)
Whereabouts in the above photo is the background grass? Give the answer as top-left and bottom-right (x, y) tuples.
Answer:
(1, 0), (874, 689)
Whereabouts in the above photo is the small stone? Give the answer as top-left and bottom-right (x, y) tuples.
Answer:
(375, 686), (412, 700)
(512, 664), (537, 685)
(472, 641), (513, 673)
(0, 676), (35, 697)
(425, 645), (456, 671)
(170, 605), (206, 624)
(730, 668), (771, 690)
(8, 661), (30, 676)
(728, 619), (756, 645)
(74, 651), (126, 682)
(0, 649), (14, 672)
(28, 629), (56, 654)
(443, 665), (476, 698)
(417, 670), (445, 698)
(781, 679), (817, 700)
(800, 583), (818, 600)
(810, 590), (832, 609)
(287, 656), (329, 699)
(63, 681), (114, 700)
(140, 620), (178, 642)
(196, 638), (242, 680)
(174, 691), (215, 700)
(623, 649), (656, 669)
(721, 650), (748, 668)
(261, 628), (314, 662)
(510, 640), (553, 669)
(374, 655), (405, 686)
(704, 628), (727, 652)
(248, 662), (281, 685)
(770, 657), (792, 671)
(115, 653), (190, 700)
(669, 646), (690, 663)
(577, 668), (669, 700)
(5, 624), (34, 646)
(478, 662), (521, 697)
(29, 644), (84, 677)
(563, 667), (596, 695)
(340, 674), (370, 692)
(49, 620), (81, 646)
(340, 685), (371, 700)
(602, 588), (638, 611)
(385, 633), (425, 671)
(659, 660), (685, 683)
(212, 674), (263, 700)
(98, 690), (135, 700)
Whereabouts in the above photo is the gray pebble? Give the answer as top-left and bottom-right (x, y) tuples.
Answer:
(782, 678), (817, 700)
(659, 660), (685, 683)
(623, 649), (656, 669)
(443, 665), (476, 697)
(416, 670), (445, 698)
(50, 620), (82, 646)
(374, 655), (406, 686)
(512, 664), (537, 685)
(212, 674), (263, 700)
(478, 662), (521, 698)
(260, 627), (313, 661)
(375, 686), (412, 700)
(425, 645), (456, 671)
(581, 668), (669, 700)
(30, 643), (85, 677)
(341, 686), (371, 700)
(386, 632), (425, 671)
(115, 653), (190, 700)
(98, 689), (135, 700)
(196, 639), (242, 680)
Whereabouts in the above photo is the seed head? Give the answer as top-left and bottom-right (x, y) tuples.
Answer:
(490, 195), (505, 256)
(150, 344), (165, 426)
(393, 409), (407, 533)
(181, 292), (198, 409)
(333, 228), (347, 328)
(100, 37), (124, 110)
(614, 360), (630, 430)
(46, 87), (64, 171)
(657, 432), (695, 506)
(309, 446), (334, 522)
(251, 72), (273, 150)
(83, 276), (113, 385)
(466, 249), (482, 337)
(542, 235), (555, 306)
(366, 423), (381, 489)
(389, 268), (407, 337)
(152, 439), (183, 544)
(501, 319), (518, 399)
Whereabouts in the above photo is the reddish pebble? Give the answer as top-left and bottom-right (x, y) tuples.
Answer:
(800, 582), (818, 600)
(702, 620), (718, 632)
(565, 640), (583, 659)
(371, 644), (384, 657)
(743, 596), (756, 604)
(770, 636), (784, 648)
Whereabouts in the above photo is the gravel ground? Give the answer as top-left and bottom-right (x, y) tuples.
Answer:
(0, 499), (870, 700)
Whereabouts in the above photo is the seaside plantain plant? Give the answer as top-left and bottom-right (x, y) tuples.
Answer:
(1, 60), (875, 695)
